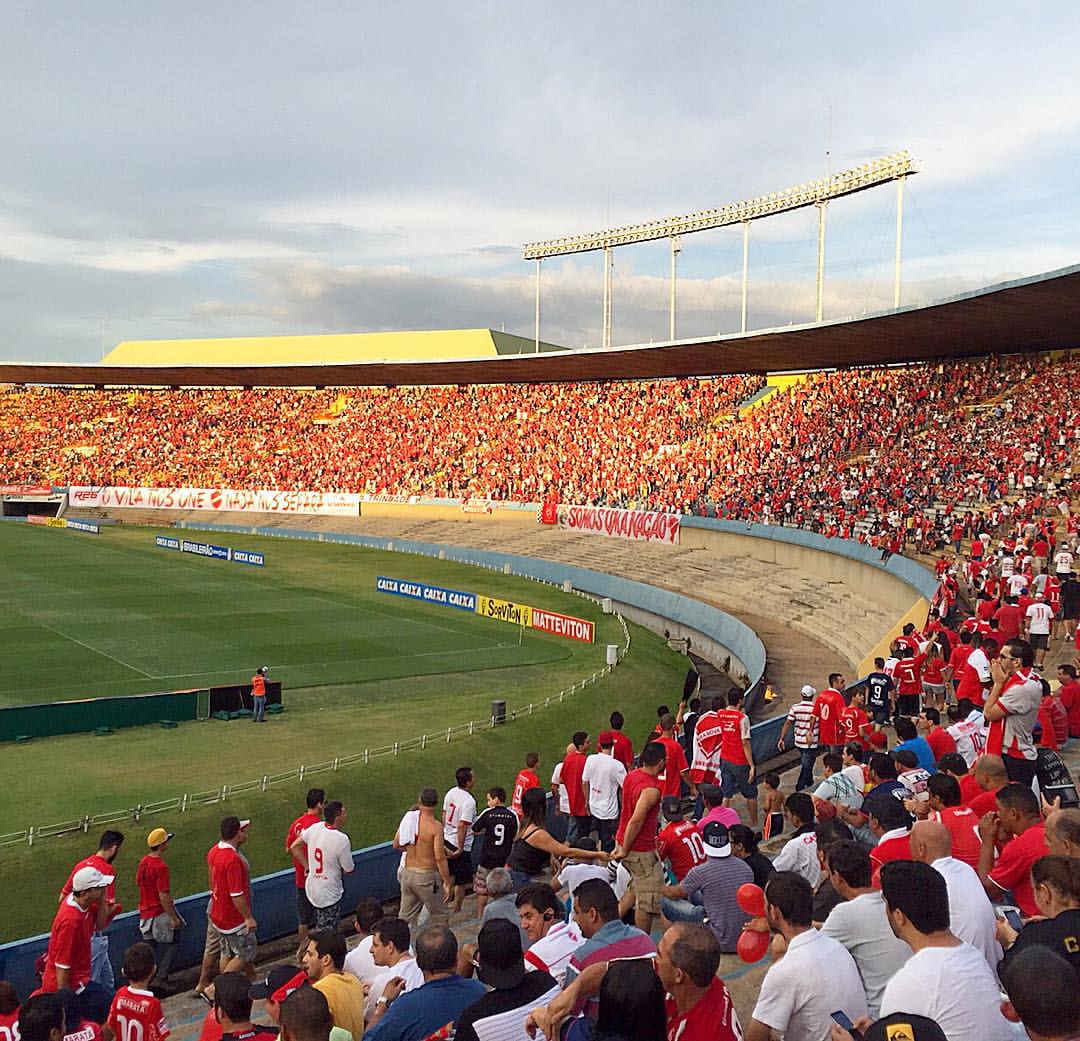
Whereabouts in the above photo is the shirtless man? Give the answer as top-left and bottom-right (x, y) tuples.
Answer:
(393, 787), (453, 929)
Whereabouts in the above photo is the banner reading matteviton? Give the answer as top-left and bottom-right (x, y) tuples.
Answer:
(554, 504), (680, 545)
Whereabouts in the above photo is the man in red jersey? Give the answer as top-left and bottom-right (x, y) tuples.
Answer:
(717, 689), (758, 826)
(956, 635), (995, 708)
(108, 942), (170, 1041)
(654, 713), (690, 802)
(838, 689), (871, 750)
(893, 647), (926, 717)
(285, 788), (324, 959)
(197, 817), (256, 993)
(978, 782), (1049, 917)
(689, 697), (723, 794)
(43, 866), (109, 998)
(135, 827), (183, 992)
(657, 798), (707, 883)
(603, 711), (634, 770)
(559, 732), (591, 844)
(944, 629), (974, 694)
(656, 923), (743, 1041)
(59, 830), (124, 989)
(612, 742), (665, 934)
(510, 752), (540, 818)
(985, 638), (1042, 787)
(812, 674), (847, 753)
(919, 708), (956, 761)
(0, 982), (18, 1041)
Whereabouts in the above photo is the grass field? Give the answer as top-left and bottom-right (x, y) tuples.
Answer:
(0, 521), (687, 941)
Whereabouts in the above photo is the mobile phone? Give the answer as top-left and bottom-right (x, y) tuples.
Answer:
(831, 1011), (864, 1040)
(996, 905), (1023, 932)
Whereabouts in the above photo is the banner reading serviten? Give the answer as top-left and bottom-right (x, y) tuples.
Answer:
(555, 504), (681, 545)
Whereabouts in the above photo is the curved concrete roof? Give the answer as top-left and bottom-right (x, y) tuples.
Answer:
(3, 263), (1080, 387)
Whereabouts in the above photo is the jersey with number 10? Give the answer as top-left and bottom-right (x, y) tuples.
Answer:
(108, 986), (170, 1041)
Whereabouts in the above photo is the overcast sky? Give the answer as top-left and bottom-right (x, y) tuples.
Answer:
(1, 4), (1078, 361)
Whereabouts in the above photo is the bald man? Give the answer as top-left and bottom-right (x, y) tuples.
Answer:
(1046, 809), (1080, 858)
(910, 820), (1001, 971)
(967, 755), (1009, 816)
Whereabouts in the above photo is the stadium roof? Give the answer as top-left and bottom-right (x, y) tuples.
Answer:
(3, 263), (1080, 387)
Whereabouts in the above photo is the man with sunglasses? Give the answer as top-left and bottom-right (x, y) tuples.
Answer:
(984, 638), (1042, 787)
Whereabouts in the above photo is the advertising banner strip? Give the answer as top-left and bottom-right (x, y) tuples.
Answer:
(375, 576), (478, 612)
(181, 539), (230, 561)
(555, 504), (681, 545)
(154, 536), (263, 565)
(65, 519), (100, 535)
(475, 595), (533, 629)
(530, 607), (595, 643)
(155, 535), (181, 551)
(232, 549), (265, 567)
(68, 485), (360, 517)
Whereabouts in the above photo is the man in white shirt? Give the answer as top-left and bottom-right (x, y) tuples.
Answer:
(946, 704), (989, 766)
(878, 860), (1012, 1040)
(581, 737), (627, 851)
(908, 820), (1002, 972)
(746, 872), (866, 1041)
(343, 897), (385, 986)
(1024, 591), (1055, 668)
(515, 883), (583, 985)
(365, 917), (425, 1019)
(820, 841), (910, 1019)
(443, 767), (478, 914)
(771, 793), (820, 888)
(1054, 546), (1074, 579)
(290, 801), (354, 929)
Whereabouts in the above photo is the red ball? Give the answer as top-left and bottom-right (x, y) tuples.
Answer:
(737, 927), (770, 963)
(736, 883), (766, 917)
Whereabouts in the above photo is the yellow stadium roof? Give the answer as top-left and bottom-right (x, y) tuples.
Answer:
(103, 329), (564, 366)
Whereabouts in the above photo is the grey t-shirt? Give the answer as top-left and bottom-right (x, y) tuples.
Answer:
(682, 856), (754, 952)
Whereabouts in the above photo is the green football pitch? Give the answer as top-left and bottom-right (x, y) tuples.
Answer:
(0, 521), (687, 941)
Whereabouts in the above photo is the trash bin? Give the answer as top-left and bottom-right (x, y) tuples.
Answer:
(491, 699), (507, 725)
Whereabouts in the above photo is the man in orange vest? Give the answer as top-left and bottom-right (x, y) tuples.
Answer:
(252, 666), (268, 723)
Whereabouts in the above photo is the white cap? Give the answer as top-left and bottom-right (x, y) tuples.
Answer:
(800, 684), (816, 699)
(72, 866), (112, 892)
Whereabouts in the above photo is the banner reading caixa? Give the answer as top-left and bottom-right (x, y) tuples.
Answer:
(68, 486), (361, 517)
(155, 535), (265, 566)
(376, 576), (478, 612)
(549, 503), (681, 545)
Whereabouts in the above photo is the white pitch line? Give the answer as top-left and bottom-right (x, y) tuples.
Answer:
(28, 617), (156, 679)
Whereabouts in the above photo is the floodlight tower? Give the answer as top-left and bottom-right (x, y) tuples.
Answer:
(523, 151), (916, 350)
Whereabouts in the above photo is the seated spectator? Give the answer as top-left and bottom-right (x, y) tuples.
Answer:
(946, 700), (990, 768)
(278, 986), (333, 1041)
(820, 840), (911, 1020)
(1046, 808), (1080, 858)
(212, 973), (279, 1041)
(919, 708), (956, 761)
(998, 855), (1080, 973)
(455, 920), (558, 1041)
(478, 869), (526, 945)
(999, 947), (1080, 1041)
(516, 883), (583, 983)
(656, 798), (706, 884)
(909, 773), (981, 869)
(893, 717), (936, 773)
(893, 750), (932, 803)
(812, 818), (854, 924)
(877, 861), (1014, 1040)
(654, 924), (742, 1041)
(361, 926), (484, 1041)
(564, 958), (666, 1041)
(964, 754), (1009, 817)
(696, 785), (739, 830)
(865, 796), (913, 886)
(566, 879), (655, 987)
(771, 793), (820, 887)
(812, 753), (863, 811)
(343, 897), (385, 986)
(660, 822), (753, 951)
(908, 820), (1001, 972)
(302, 930), (365, 1041)
(365, 918), (423, 1020)
(746, 872), (867, 1041)
(977, 782), (1050, 917)
(728, 824), (775, 888)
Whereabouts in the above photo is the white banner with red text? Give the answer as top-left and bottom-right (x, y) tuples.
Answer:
(552, 504), (681, 545)
(68, 486), (361, 517)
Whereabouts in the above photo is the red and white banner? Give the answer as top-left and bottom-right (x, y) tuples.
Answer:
(555, 504), (681, 545)
(530, 607), (595, 643)
(68, 486), (361, 517)
(0, 484), (56, 497)
(461, 497), (494, 514)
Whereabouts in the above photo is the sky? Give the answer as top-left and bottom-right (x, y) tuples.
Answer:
(1, 4), (1079, 361)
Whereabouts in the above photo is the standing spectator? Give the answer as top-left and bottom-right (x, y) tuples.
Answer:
(660, 822), (753, 951)
(877, 861), (1013, 1040)
(291, 801), (354, 930)
(286, 789), (325, 959)
(689, 697), (723, 796)
(393, 789), (452, 930)
(717, 689), (758, 826)
(978, 782), (1050, 916)
(820, 841), (911, 1020)
(778, 686), (820, 791)
(560, 734), (592, 845)
(746, 872), (866, 1041)
(454, 920), (558, 1041)
(365, 918), (424, 1019)
(611, 742), (666, 935)
(909, 820), (1001, 971)
(1026, 592), (1055, 668)
(59, 830), (124, 989)
(42, 865), (110, 1010)
(653, 713), (690, 804)
(250, 667), (269, 724)
(581, 737), (627, 852)
(985, 638), (1042, 785)
(443, 768), (477, 915)
(603, 712), (634, 770)
(199, 817), (256, 988)
(772, 793), (820, 887)
(107, 942), (170, 1041)
(516, 883), (583, 983)
(864, 659), (895, 725)
(510, 753), (540, 819)
(1059, 664), (1080, 738)
(343, 897), (384, 987)
(360, 926), (484, 1041)
(470, 786), (517, 916)
(302, 930), (365, 1041)
(812, 675), (847, 753)
(135, 827), (184, 992)
(505, 788), (608, 892)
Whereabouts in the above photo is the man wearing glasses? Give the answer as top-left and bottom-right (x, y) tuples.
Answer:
(983, 638), (1042, 787)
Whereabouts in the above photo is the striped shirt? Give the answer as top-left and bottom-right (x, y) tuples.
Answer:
(786, 701), (819, 749)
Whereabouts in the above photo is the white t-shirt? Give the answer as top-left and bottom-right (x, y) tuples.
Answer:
(581, 753), (627, 820)
(557, 863), (610, 895)
(813, 772), (863, 809)
(772, 829), (821, 888)
(551, 763), (570, 813)
(1055, 549), (1074, 574)
(947, 716), (988, 767)
(879, 942), (1013, 1040)
(343, 935), (380, 985)
(931, 856), (1002, 972)
(1026, 601), (1054, 635)
(365, 955), (424, 1016)
(1007, 573), (1029, 597)
(752, 929), (867, 1041)
(301, 822), (354, 908)
(821, 890), (911, 1019)
(443, 787), (477, 851)
(523, 919), (584, 986)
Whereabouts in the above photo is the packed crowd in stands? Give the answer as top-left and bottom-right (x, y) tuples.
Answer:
(3, 352), (1080, 550)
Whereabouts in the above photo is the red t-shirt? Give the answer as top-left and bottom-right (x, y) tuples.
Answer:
(108, 986), (170, 1041)
(994, 604), (1024, 642)
(812, 689), (846, 746)
(894, 655), (926, 696)
(655, 737), (689, 798)
(665, 976), (742, 1041)
(286, 811), (321, 887)
(136, 854), (170, 920)
(0, 1008), (18, 1041)
(42, 896), (94, 991)
(252, 673), (266, 698)
(60, 853), (116, 923)
(716, 708), (750, 766)
(957, 772), (983, 806)
(967, 789), (999, 818)
(1060, 681), (1080, 737)
(511, 768), (540, 818)
(1037, 701), (1061, 750)
(926, 727), (957, 762)
(989, 823), (1049, 916)
(947, 644), (974, 680)
(616, 769), (661, 852)
(609, 731), (634, 770)
(839, 705), (869, 746)
(870, 830), (912, 888)
(932, 806), (981, 869)
(657, 820), (706, 881)
(207, 841), (250, 931)
(561, 750), (589, 817)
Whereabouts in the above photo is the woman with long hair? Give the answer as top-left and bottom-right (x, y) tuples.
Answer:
(565, 958), (667, 1041)
(507, 787), (609, 890)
